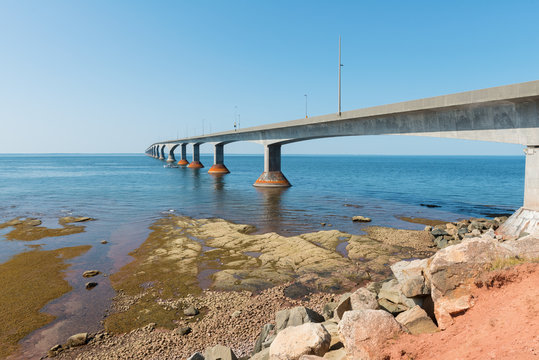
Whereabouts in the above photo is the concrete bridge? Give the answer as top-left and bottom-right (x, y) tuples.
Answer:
(146, 80), (539, 236)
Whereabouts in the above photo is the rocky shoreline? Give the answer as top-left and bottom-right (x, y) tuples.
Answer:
(43, 213), (538, 360)
(1, 213), (537, 359)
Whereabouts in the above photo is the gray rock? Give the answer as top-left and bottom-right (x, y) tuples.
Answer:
(66, 333), (88, 347)
(176, 326), (192, 335)
(184, 305), (199, 316)
(377, 279), (422, 315)
(204, 344), (237, 360)
(390, 259), (430, 297)
(269, 323), (331, 360)
(431, 228), (448, 237)
(275, 306), (324, 332)
(349, 288), (378, 310)
(188, 352), (205, 360)
(322, 301), (337, 320)
(85, 282), (98, 290)
(253, 323), (275, 354)
(395, 305), (438, 334)
(333, 293), (351, 320)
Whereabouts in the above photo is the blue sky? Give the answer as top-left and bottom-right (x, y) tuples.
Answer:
(0, 1), (537, 155)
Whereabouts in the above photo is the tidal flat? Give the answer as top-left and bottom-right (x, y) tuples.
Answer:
(98, 215), (435, 357)
(0, 212), (439, 358)
(0, 244), (91, 358)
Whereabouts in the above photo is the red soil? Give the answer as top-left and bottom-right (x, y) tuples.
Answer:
(385, 263), (539, 360)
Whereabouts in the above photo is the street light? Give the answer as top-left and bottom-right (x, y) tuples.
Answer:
(338, 36), (343, 116)
(304, 94), (308, 118)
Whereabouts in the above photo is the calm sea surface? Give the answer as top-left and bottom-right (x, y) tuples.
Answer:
(0, 153), (525, 357)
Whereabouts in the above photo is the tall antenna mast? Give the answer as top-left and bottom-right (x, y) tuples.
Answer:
(338, 36), (342, 116)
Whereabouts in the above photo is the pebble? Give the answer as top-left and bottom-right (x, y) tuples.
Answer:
(86, 282), (98, 290)
(184, 305), (199, 316)
(83, 270), (100, 278)
(176, 326), (192, 335)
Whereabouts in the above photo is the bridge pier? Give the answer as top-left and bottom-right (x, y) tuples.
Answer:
(208, 143), (230, 174)
(166, 145), (178, 163)
(498, 146), (539, 238)
(158, 145), (165, 160)
(177, 143), (190, 166)
(187, 143), (204, 168)
(254, 144), (291, 187)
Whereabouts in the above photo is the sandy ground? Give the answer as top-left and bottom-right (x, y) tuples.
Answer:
(384, 262), (539, 360)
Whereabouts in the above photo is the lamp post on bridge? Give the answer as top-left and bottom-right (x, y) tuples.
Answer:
(304, 94), (308, 118)
(338, 36), (343, 116)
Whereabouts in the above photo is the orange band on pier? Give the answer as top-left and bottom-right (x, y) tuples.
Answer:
(208, 164), (230, 174)
(253, 171), (291, 187)
(187, 161), (204, 169)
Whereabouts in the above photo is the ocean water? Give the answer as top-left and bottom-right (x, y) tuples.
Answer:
(0, 153), (525, 358)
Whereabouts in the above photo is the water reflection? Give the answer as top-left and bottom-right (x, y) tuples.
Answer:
(255, 187), (289, 233)
(210, 173), (226, 191)
(191, 168), (202, 189)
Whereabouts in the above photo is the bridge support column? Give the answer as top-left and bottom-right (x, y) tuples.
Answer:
(208, 144), (230, 174)
(166, 146), (176, 163)
(177, 144), (189, 166)
(253, 144), (291, 187)
(158, 145), (165, 160)
(188, 143), (204, 168)
(524, 146), (539, 211)
(498, 146), (539, 238)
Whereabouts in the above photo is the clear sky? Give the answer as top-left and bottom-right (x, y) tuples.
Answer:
(1, 0), (537, 155)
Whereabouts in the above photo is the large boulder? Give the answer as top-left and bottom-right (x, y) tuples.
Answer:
(338, 310), (403, 360)
(350, 288), (378, 311)
(395, 305), (438, 334)
(377, 279), (421, 315)
(390, 259), (430, 297)
(333, 293), (352, 321)
(275, 307), (324, 332)
(427, 237), (513, 329)
(269, 323), (331, 360)
(502, 235), (539, 259)
(204, 345), (237, 360)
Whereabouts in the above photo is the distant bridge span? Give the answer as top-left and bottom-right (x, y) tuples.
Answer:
(147, 80), (539, 233)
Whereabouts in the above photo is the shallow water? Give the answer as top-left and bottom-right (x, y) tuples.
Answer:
(0, 153), (525, 358)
